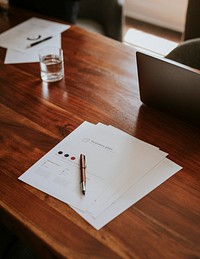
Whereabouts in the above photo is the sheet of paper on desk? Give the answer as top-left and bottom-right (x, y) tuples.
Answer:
(18, 121), (182, 230)
(0, 17), (70, 52)
(85, 125), (168, 217)
(4, 34), (61, 64)
(75, 158), (182, 230)
(87, 147), (167, 217)
(19, 121), (162, 211)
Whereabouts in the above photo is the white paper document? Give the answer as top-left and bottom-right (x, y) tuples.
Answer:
(4, 34), (61, 64)
(0, 17), (69, 52)
(0, 17), (70, 64)
(19, 121), (182, 230)
(75, 158), (181, 230)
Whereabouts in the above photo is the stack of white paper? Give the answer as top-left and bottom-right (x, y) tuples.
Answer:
(19, 121), (182, 229)
(0, 17), (70, 64)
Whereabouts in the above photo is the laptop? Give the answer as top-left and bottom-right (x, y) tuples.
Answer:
(136, 51), (200, 127)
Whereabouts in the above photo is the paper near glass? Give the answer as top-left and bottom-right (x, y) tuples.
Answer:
(0, 17), (70, 52)
(4, 34), (61, 64)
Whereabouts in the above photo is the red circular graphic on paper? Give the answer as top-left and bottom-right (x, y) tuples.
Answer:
(70, 156), (76, 160)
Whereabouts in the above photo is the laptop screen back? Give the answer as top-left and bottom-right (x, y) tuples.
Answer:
(136, 51), (200, 127)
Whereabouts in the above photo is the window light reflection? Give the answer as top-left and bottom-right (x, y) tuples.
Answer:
(42, 83), (49, 99)
(124, 28), (178, 56)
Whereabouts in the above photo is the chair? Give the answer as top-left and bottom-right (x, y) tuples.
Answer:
(165, 0), (200, 70)
(182, 0), (200, 41)
(77, 0), (125, 42)
(9, 0), (125, 42)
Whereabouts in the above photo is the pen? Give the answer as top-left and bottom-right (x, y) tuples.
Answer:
(80, 154), (86, 195)
(26, 36), (53, 49)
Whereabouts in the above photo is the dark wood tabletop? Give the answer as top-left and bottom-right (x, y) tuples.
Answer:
(0, 7), (200, 259)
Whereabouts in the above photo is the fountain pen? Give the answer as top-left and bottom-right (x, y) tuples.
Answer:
(80, 154), (86, 195)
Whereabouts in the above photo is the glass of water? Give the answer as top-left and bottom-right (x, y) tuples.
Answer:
(39, 47), (64, 82)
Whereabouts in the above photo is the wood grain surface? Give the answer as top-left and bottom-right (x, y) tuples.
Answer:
(0, 7), (200, 259)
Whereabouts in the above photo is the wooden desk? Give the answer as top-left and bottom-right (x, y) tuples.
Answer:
(0, 7), (200, 259)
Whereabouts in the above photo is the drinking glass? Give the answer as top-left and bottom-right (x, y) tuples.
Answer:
(39, 47), (64, 82)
